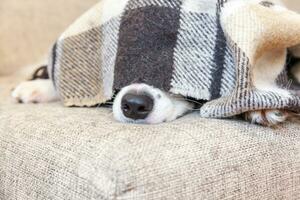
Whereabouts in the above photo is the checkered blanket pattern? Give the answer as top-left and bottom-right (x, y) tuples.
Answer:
(48, 0), (300, 118)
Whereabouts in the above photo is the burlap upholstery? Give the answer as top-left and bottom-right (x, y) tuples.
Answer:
(1, 77), (300, 199)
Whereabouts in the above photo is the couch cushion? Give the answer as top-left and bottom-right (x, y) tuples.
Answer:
(1, 77), (300, 200)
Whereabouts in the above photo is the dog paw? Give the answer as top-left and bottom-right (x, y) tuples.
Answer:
(245, 110), (288, 127)
(11, 80), (58, 104)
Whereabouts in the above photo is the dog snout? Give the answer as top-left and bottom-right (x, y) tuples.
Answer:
(121, 93), (154, 120)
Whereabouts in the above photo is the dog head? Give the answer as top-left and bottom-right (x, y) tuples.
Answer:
(113, 84), (194, 124)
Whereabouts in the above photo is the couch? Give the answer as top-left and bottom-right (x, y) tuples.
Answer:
(1, 1), (300, 199)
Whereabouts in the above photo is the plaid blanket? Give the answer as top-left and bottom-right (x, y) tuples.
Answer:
(48, 0), (300, 118)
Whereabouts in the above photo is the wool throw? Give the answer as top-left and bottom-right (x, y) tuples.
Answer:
(48, 0), (300, 118)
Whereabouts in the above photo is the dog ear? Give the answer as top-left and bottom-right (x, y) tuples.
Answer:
(29, 65), (49, 80)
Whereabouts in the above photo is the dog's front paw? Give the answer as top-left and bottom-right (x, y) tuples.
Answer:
(245, 110), (288, 127)
(11, 80), (58, 104)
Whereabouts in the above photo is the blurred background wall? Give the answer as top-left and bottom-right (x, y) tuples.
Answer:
(282, 0), (300, 11)
(0, 0), (98, 75)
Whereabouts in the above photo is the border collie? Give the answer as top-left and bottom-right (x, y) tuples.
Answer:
(11, 0), (300, 126)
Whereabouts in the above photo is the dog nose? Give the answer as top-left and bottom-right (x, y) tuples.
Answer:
(121, 93), (154, 120)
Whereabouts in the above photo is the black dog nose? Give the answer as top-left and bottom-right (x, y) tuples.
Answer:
(121, 93), (154, 120)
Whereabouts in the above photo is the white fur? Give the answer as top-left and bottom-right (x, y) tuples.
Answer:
(12, 81), (193, 124)
(246, 110), (288, 126)
(12, 79), (59, 103)
(113, 84), (193, 124)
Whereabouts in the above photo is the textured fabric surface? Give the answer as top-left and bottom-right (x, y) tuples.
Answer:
(1, 76), (300, 200)
(49, 0), (300, 118)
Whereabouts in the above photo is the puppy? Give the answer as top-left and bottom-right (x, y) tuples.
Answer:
(12, 59), (300, 126)
(11, 0), (300, 126)
(12, 67), (194, 124)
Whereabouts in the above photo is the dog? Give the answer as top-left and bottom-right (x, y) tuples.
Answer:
(12, 57), (300, 126)
(11, 0), (300, 126)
